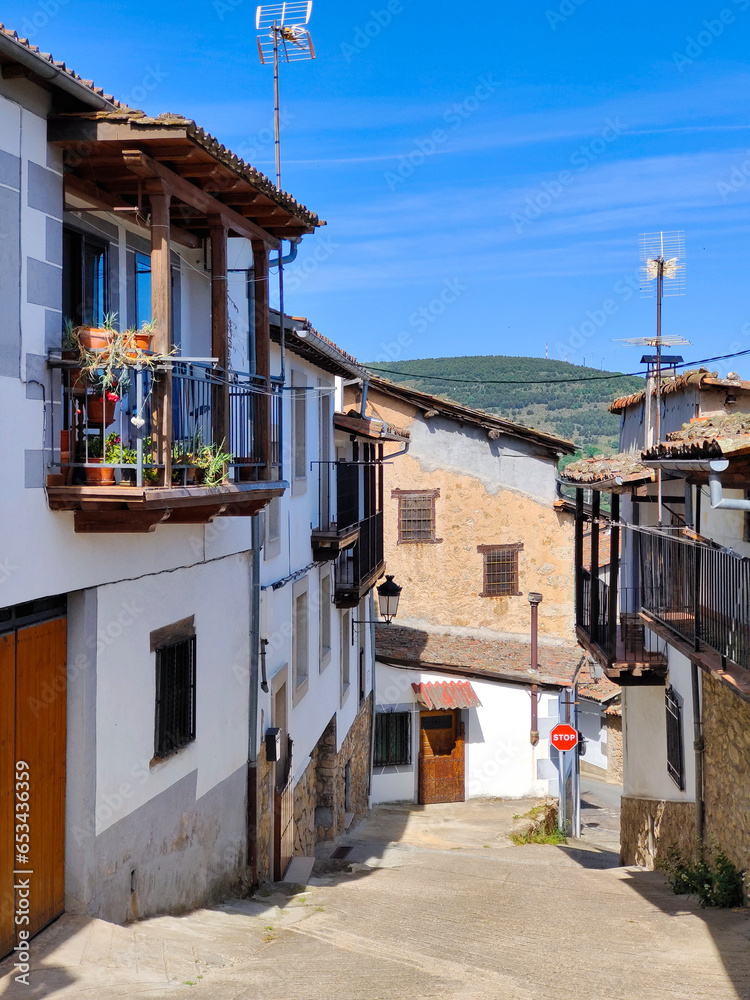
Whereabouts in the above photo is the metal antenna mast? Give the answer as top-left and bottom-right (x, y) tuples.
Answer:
(617, 231), (688, 523)
(255, 2), (315, 381)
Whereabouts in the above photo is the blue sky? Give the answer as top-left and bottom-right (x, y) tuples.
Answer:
(10, 0), (750, 373)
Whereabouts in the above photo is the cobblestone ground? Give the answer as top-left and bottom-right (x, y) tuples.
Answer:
(1, 798), (749, 1000)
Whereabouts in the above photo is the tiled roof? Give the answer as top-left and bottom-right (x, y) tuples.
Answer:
(0, 23), (120, 106)
(375, 624), (584, 688)
(66, 108), (320, 228)
(366, 377), (575, 456)
(643, 412), (750, 460)
(560, 453), (654, 487)
(610, 368), (750, 414)
(578, 675), (620, 704)
(412, 681), (482, 710)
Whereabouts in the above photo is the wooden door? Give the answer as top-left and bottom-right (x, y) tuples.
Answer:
(418, 710), (465, 805)
(273, 736), (294, 882)
(0, 634), (15, 957)
(0, 618), (67, 957)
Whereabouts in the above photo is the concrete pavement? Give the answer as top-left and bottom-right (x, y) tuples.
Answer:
(2, 797), (749, 999)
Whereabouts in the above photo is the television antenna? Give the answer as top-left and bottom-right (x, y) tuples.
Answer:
(256, 2), (315, 189)
(615, 232), (688, 522)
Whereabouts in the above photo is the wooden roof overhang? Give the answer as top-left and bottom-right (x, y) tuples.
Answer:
(49, 112), (321, 248)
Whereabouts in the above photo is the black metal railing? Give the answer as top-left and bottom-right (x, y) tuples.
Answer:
(335, 511), (384, 592)
(639, 529), (750, 671)
(579, 568), (609, 643)
(54, 357), (281, 486)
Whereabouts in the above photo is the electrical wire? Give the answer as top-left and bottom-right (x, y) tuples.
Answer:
(362, 347), (750, 387)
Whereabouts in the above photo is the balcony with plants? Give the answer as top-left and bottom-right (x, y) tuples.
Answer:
(47, 316), (283, 533)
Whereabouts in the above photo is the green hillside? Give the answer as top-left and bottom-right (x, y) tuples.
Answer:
(365, 355), (644, 455)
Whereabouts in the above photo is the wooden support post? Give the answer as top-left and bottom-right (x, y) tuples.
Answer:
(252, 241), (272, 480)
(590, 490), (601, 645)
(150, 186), (172, 487)
(608, 492), (620, 658)
(575, 489), (584, 627)
(209, 218), (230, 453)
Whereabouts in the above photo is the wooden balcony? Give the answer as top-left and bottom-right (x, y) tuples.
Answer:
(47, 357), (285, 532)
(311, 460), (360, 562)
(334, 512), (385, 608)
(576, 621), (668, 685)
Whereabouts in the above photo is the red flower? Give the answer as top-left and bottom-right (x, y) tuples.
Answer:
(105, 391), (120, 403)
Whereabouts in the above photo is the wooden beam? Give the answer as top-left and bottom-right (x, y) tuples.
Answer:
(167, 505), (227, 523)
(209, 217), (230, 452)
(122, 149), (280, 247)
(150, 186), (173, 487)
(253, 240), (271, 479)
(74, 509), (171, 533)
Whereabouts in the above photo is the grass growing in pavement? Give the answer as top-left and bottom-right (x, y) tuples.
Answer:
(511, 802), (566, 845)
(511, 825), (567, 846)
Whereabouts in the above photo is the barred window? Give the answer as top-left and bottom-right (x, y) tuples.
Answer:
(479, 543), (523, 597)
(154, 634), (196, 758)
(374, 712), (411, 766)
(665, 685), (685, 790)
(393, 489), (441, 543)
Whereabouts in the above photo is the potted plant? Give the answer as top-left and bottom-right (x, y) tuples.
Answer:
(82, 435), (115, 485)
(74, 311), (119, 351)
(87, 390), (120, 427)
(194, 441), (234, 488)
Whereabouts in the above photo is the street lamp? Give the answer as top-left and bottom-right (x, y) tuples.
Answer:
(352, 575), (402, 640)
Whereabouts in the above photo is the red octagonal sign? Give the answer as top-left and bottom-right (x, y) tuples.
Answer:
(550, 723), (578, 751)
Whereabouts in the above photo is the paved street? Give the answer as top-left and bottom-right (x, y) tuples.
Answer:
(2, 798), (749, 1000)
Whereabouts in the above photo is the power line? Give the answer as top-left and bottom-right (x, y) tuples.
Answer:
(362, 347), (750, 387)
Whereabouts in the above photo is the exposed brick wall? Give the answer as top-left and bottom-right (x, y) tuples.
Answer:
(702, 673), (750, 873)
(620, 796), (695, 868)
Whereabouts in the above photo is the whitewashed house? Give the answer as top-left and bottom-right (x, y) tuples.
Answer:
(562, 367), (750, 871)
(0, 25), (340, 955)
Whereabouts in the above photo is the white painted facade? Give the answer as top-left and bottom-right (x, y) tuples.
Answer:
(372, 661), (562, 804)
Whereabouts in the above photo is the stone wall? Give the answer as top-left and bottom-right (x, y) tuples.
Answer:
(702, 672), (750, 873)
(338, 692), (373, 828)
(607, 713), (623, 784)
(293, 754), (317, 857)
(620, 796), (695, 868)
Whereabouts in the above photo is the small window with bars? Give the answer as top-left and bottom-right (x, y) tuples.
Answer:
(154, 634), (196, 759)
(479, 543), (523, 597)
(374, 712), (411, 767)
(393, 489), (441, 543)
(665, 685), (685, 790)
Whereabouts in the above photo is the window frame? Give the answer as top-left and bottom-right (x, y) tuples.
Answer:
(392, 488), (442, 544)
(665, 684), (685, 791)
(374, 711), (412, 767)
(340, 609), (351, 707)
(151, 616), (197, 762)
(63, 226), (109, 329)
(291, 369), (307, 496)
(478, 543), (523, 598)
(292, 578), (309, 704)
(319, 569), (332, 671)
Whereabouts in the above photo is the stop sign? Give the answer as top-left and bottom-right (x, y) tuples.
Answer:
(550, 723), (578, 751)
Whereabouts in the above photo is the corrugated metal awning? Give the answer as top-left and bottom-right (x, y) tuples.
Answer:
(411, 681), (482, 711)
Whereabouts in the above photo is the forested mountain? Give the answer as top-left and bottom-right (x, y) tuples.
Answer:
(365, 355), (644, 454)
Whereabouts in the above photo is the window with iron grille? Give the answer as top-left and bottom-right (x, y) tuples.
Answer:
(665, 685), (685, 790)
(479, 543), (523, 597)
(154, 634), (196, 759)
(392, 489), (441, 543)
(374, 712), (411, 766)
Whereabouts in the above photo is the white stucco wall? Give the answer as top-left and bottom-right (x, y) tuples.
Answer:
(372, 661), (559, 804)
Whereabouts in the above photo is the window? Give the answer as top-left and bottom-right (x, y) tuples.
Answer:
(293, 585), (309, 695)
(374, 712), (411, 766)
(393, 489), (441, 543)
(665, 685), (685, 790)
(264, 496), (281, 561)
(479, 543), (523, 597)
(320, 571), (332, 668)
(291, 370), (307, 493)
(341, 610), (351, 704)
(153, 625), (196, 759)
(134, 251), (152, 328)
(63, 228), (108, 327)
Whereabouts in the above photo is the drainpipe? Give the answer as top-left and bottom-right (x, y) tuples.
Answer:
(708, 461), (750, 510)
(360, 380), (369, 418)
(529, 593), (542, 745)
(271, 241), (299, 386)
(691, 662), (704, 858)
(247, 514), (263, 883)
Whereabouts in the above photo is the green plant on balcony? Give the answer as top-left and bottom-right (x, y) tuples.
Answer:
(193, 441), (233, 488)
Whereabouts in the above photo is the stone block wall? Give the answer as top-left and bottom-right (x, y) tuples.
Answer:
(620, 796), (695, 868)
(256, 742), (273, 884)
(338, 692), (373, 828)
(293, 754), (317, 857)
(702, 672), (750, 873)
(607, 713), (623, 784)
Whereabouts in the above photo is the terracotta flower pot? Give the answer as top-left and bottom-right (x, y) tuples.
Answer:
(76, 326), (113, 351)
(62, 349), (88, 395)
(87, 395), (116, 426)
(84, 458), (115, 485)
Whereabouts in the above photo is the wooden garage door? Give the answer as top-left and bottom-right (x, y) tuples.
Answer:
(0, 618), (67, 956)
